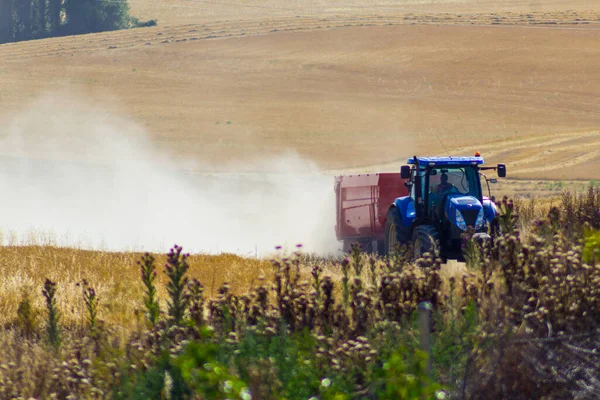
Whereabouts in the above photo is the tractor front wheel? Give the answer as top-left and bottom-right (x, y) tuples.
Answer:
(412, 225), (441, 259)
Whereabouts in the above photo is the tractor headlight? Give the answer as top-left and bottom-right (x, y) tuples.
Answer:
(455, 210), (467, 231)
(475, 208), (485, 230)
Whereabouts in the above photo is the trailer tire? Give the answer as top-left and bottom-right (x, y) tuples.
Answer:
(384, 207), (408, 255)
(412, 225), (441, 260)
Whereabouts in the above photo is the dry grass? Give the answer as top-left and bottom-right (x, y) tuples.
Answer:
(0, 241), (475, 342)
(0, 192), (567, 335)
(0, 245), (272, 332)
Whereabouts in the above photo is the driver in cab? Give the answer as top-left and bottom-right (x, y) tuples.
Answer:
(436, 173), (455, 195)
(431, 173), (456, 221)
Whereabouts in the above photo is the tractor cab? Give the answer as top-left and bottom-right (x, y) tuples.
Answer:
(401, 156), (487, 220)
(391, 155), (506, 259)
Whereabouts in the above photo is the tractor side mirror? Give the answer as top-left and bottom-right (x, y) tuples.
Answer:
(497, 164), (506, 178)
(400, 165), (411, 179)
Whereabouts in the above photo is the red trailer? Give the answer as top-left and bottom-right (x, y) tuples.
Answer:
(335, 173), (409, 253)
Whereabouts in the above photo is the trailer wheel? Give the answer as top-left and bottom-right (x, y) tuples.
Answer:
(412, 225), (441, 259)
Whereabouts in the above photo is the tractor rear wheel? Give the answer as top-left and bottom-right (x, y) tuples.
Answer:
(412, 225), (441, 259)
(384, 207), (406, 255)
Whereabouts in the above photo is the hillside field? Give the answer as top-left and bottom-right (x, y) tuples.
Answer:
(1, 0), (600, 184)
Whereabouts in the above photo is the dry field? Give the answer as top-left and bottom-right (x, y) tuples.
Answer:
(1, 0), (600, 183)
(0, 245), (273, 330)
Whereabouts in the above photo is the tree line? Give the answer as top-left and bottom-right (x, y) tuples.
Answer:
(0, 0), (154, 44)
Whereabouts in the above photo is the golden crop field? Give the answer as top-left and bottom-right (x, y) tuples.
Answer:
(0, 245), (273, 331)
(1, 0), (600, 180)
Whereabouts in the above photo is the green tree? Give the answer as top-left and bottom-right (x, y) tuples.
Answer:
(64, 0), (130, 35)
(0, 0), (14, 43)
(47, 0), (61, 34)
(33, 0), (47, 37)
(14, 0), (33, 41)
(2, 0), (144, 45)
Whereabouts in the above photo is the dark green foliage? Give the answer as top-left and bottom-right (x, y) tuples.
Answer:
(118, 328), (250, 400)
(0, 0), (150, 44)
(63, 0), (130, 35)
(33, 0), (46, 38)
(378, 349), (443, 400)
(117, 352), (192, 400)
(433, 297), (479, 387)
(583, 227), (600, 264)
(13, 0), (33, 41)
(0, 0), (13, 43)
(47, 0), (61, 32)
(130, 17), (157, 27)
(230, 328), (322, 398)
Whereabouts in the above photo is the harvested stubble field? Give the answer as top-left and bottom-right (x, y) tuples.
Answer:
(2, 0), (600, 181)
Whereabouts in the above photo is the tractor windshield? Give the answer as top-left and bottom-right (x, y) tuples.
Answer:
(428, 167), (481, 199)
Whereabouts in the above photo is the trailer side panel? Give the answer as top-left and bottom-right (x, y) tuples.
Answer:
(335, 173), (408, 243)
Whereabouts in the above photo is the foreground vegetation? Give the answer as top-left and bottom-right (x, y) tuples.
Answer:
(0, 189), (599, 399)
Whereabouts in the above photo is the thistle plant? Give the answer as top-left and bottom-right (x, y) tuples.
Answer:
(496, 196), (518, 235)
(368, 255), (378, 289)
(79, 279), (99, 330)
(138, 252), (160, 325)
(186, 278), (205, 328)
(349, 242), (363, 277)
(341, 257), (350, 308)
(462, 228), (488, 270)
(165, 244), (191, 326)
(311, 263), (323, 302)
(42, 278), (60, 348)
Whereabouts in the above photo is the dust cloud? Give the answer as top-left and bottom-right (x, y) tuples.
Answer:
(0, 92), (339, 256)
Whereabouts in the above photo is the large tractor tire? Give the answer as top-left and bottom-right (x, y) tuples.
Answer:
(384, 207), (408, 255)
(412, 225), (441, 259)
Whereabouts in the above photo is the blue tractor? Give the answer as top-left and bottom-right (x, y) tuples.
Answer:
(384, 155), (506, 260)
